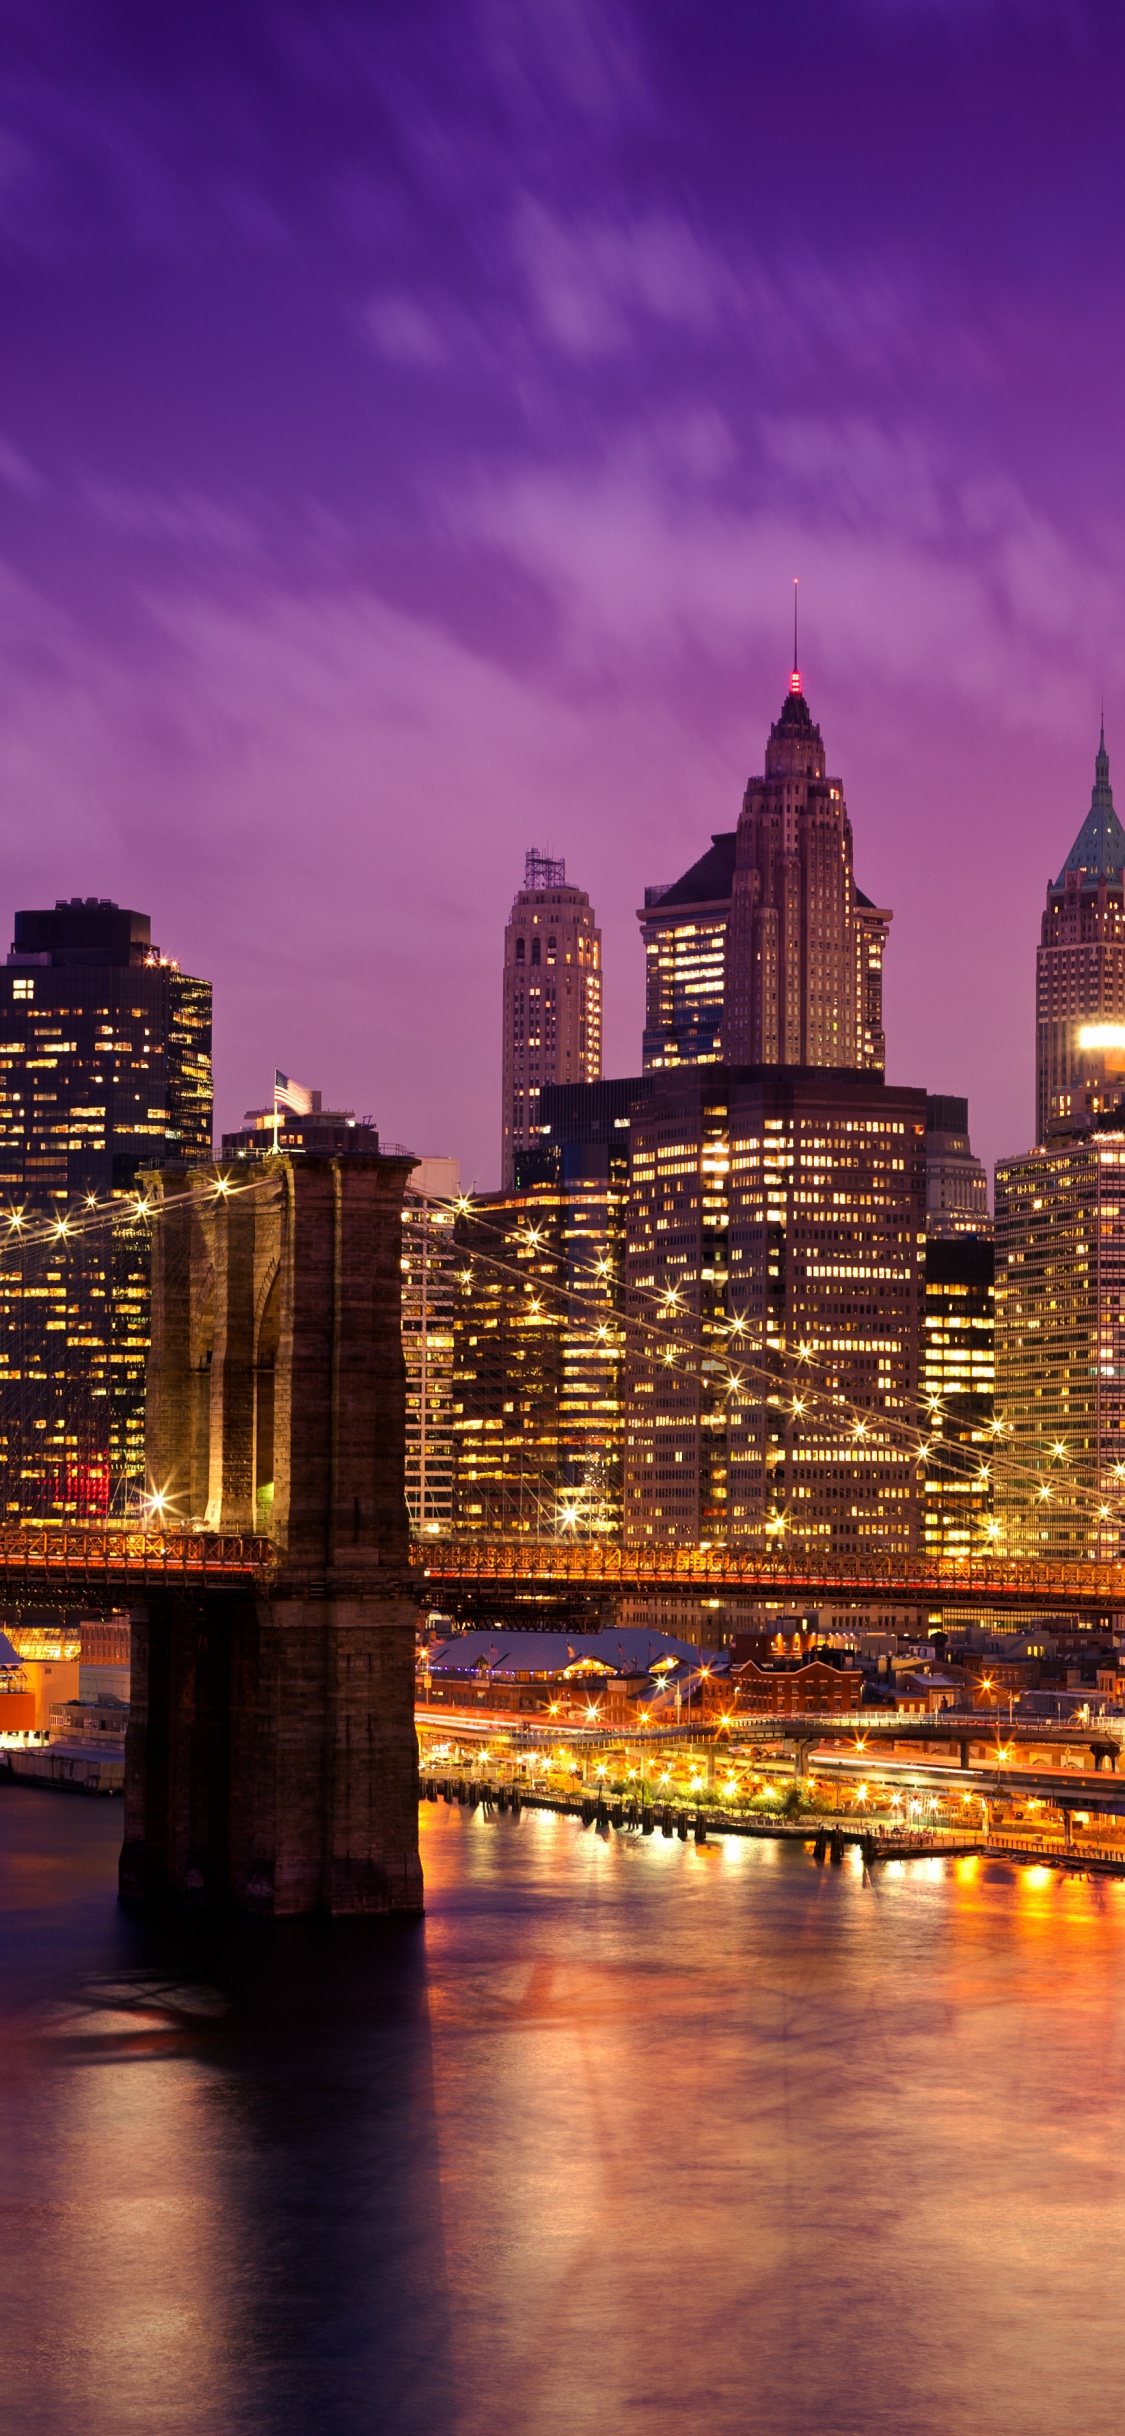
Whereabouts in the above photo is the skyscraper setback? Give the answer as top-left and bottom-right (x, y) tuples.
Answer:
(639, 833), (733, 1072)
(501, 850), (601, 1188)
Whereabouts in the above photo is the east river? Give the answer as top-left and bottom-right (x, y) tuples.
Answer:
(4, 1792), (1125, 2435)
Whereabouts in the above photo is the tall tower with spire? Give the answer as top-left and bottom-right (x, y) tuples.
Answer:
(1036, 722), (1125, 1142)
(722, 656), (890, 1068)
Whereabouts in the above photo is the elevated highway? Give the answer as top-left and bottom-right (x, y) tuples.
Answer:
(814, 1749), (1125, 1822)
(415, 1698), (1125, 1767)
(729, 1708), (1125, 1765)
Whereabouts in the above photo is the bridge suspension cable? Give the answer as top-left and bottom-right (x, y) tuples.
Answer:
(433, 1192), (1115, 1545)
(0, 1165), (284, 1523)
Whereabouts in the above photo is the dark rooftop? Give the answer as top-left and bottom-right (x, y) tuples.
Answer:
(10, 900), (153, 969)
(424, 1627), (712, 1677)
(645, 833), (736, 913)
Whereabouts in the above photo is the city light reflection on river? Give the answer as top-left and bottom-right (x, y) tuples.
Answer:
(3, 1789), (1125, 2435)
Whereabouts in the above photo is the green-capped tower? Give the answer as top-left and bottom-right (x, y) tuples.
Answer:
(1037, 722), (1125, 1141)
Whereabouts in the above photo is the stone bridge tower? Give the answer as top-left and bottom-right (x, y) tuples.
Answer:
(119, 1153), (423, 1916)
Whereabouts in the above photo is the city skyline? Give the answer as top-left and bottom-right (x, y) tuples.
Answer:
(7, 19), (1125, 2435)
(1, 671), (1107, 1198)
(2, 10), (1125, 1190)
(0, 657), (1114, 1195)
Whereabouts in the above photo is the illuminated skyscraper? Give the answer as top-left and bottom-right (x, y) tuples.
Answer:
(922, 1236), (994, 1561)
(0, 898), (211, 1192)
(451, 1078), (657, 1539)
(924, 1096), (990, 1238)
(639, 670), (889, 1077)
(623, 1066), (925, 1550)
(995, 1131), (1125, 1561)
(452, 1129), (626, 1538)
(0, 897), (212, 1516)
(402, 1156), (460, 1537)
(723, 669), (890, 1070)
(501, 850), (602, 1188)
(1036, 723), (1125, 1143)
(920, 1096), (994, 1562)
(639, 834), (733, 1072)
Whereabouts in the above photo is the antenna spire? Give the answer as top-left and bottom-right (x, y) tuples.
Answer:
(789, 577), (802, 695)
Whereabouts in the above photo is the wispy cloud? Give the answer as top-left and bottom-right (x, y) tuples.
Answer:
(82, 482), (261, 559)
(512, 201), (732, 355)
(0, 432), (44, 499)
(0, 0), (1117, 1195)
(453, 432), (1116, 737)
(360, 292), (451, 367)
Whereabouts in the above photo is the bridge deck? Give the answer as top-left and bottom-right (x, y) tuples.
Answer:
(0, 1530), (273, 1587)
(415, 1537), (1125, 1615)
(0, 1528), (1123, 1613)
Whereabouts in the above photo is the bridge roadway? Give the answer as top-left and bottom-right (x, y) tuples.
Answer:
(0, 1527), (1123, 1616)
(0, 1528), (273, 1591)
(416, 1537), (1125, 1616)
(3, 1525), (1125, 1654)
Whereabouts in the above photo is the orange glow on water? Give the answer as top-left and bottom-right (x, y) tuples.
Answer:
(6, 1795), (1125, 2430)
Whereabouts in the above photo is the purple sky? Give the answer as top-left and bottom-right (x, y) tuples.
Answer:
(0, 1), (1120, 1187)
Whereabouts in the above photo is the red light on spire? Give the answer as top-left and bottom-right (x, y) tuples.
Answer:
(789, 667), (802, 695)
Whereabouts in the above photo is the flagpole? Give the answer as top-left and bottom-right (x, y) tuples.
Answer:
(273, 1075), (279, 1155)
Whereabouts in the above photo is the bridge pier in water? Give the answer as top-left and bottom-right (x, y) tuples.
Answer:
(119, 1153), (423, 1917)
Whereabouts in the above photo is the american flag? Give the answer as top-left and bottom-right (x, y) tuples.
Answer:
(274, 1069), (315, 1116)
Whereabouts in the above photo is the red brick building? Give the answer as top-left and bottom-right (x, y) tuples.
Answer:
(730, 1656), (864, 1715)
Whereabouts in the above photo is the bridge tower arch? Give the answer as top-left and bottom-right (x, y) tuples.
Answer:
(120, 1152), (423, 1917)
(253, 1262), (281, 1530)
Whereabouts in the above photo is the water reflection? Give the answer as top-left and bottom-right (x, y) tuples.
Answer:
(3, 1789), (1125, 2434)
(0, 1790), (453, 2435)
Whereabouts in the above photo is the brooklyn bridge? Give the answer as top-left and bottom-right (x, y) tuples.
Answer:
(0, 1523), (1121, 1618)
(1, 1150), (1121, 1919)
